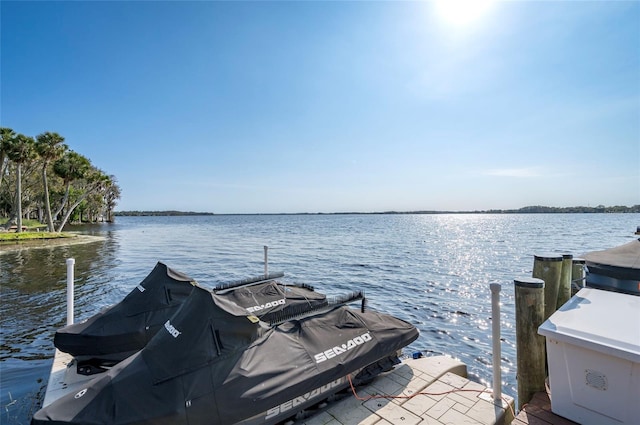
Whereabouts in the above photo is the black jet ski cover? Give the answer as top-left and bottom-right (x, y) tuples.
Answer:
(215, 279), (327, 320)
(33, 287), (419, 425)
(53, 262), (197, 360)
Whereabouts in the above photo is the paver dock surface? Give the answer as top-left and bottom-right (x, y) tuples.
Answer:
(298, 356), (515, 425)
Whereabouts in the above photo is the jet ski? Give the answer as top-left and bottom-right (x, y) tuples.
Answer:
(33, 286), (419, 425)
(54, 262), (326, 374)
(53, 262), (198, 368)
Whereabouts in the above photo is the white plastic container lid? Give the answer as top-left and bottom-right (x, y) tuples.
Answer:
(538, 287), (640, 363)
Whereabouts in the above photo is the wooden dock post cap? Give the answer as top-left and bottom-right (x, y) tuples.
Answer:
(562, 253), (573, 259)
(533, 253), (562, 261)
(514, 277), (545, 288)
(572, 257), (586, 264)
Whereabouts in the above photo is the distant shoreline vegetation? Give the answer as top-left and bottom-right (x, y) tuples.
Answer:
(115, 205), (640, 216)
(115, 211), (214, 216)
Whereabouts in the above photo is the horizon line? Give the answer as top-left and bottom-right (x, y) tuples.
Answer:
(114, 205), (640, 216)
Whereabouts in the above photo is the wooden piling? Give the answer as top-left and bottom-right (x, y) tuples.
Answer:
(532, 253), (562, 320)
(571, 257), (586, 295)
(557, 254), (573, 309)
(514, 277), (546, 411)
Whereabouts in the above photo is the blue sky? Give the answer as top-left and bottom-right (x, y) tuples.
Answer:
(2, 1), (638, 213)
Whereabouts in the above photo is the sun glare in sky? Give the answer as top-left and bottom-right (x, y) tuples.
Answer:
(434, 0), (496, 28)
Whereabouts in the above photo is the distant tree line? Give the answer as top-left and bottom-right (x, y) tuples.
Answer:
(467, 205), (640, 214)
(0, 127), (121, 232)
(384, 205), (640, 214)
(116, 211), (214, 216)
(115, 205), (640, 217)
(500, 205), (640, 214)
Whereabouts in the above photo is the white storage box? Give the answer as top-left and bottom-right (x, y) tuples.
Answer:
(538, 288), (640, 425)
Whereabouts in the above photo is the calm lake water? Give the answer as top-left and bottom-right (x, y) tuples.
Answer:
(1, 213), (638, 424)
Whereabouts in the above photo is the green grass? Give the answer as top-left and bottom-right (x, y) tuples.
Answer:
(0, 219), (74, 242)
(0, 218), (44, 228)
(0, 232), (73, 242)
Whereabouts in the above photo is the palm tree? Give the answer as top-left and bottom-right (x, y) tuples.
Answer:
(0, 127), (16, 194)
(53, 150), (91, 217)
(35, 132), (67, 232)
(5, 134), (36, 232)
(53, 151), (92, 231)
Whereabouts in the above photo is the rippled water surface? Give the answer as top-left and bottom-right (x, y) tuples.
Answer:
(1, 213), (638, 424)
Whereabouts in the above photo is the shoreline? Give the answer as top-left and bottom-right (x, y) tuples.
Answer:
(0, 234), (106, 254)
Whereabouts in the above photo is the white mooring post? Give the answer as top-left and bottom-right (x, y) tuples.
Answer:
(66, 258), (75, 325)
(264, 245), (268, 277)
(490, 283), (502, 404)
